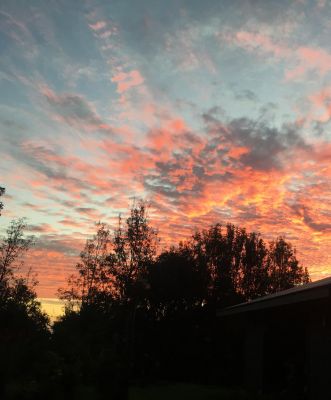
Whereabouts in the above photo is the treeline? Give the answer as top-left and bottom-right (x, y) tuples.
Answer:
(0, 189), (309, 399)
(0, 188), (50, 399)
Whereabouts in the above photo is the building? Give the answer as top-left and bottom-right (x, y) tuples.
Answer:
(218, 277), (331, 399)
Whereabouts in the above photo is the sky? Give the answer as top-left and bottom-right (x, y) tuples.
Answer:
(1, 0), (331, 298)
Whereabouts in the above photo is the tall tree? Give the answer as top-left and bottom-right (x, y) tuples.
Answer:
(0, 218), (34, 301)
(59, 222), (112, 309)
(184, 223), (310, 306)
(239, 231), (269, 300)
(108, 201), (158, 303)
(267, 237), (310, 292)
(0, 219), (50, 398)
(60, 201), (159, 308)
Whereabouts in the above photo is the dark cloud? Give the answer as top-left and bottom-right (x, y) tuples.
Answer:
(289, 202), (331, 233)
(303, 208), (331, 232)
(143, 113), (309, 203)
(234, 89), (258, 102)
(144, 174), (182, 199)
(222, 117), (309, 171)
(27, 223), (53, 233)
(43, 91), (114, 135)
(2, 133), (93, 197)
(21, 143), (91, 191)
(35, 234), (80, 256)
(75, 207), (95, 214)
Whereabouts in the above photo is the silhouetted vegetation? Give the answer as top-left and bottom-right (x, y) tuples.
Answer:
(0, 186), (4, 216)
(1, 193), (310, 399)
(0, 217), (50, 399)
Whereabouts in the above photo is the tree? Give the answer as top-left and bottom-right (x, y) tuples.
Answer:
(0, 218), (34, 301)
(239, 231), (269, 300)
(0, 219), (50, 399)
(57, 201), (159, 399)
(0, 217), (48, 327)
(183, 223), (309, 306)
(0, 186), (4, 216)
(59, 201), (159, 309)
(188, 224), (247, 307)
(58, 222), (113, 310)
(267, 237), (310, 292)
(108, 201), (158, 303)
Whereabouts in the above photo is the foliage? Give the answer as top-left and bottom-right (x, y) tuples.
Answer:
(0, 186), (4, 216)
(59, 201), (158, 309)
(184, 223), (309, 307)
(108, 201), (158, 302)
(58, 222), (112, 310)
(0, 219), (34, 301)
(0, 218), (50, 399)
(2, 199), (309, 399)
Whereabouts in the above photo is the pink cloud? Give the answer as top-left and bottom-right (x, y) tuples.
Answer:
(89, 21), (106, 31)
(111, 70), (144, 93)
(99, 30), (113, 39)
(235, 31), (290, 58)
(231, 31), (331, 80)
(306, 86), (331, 122)
(11, 105), (331, 296)
(286, 47), (331, 80)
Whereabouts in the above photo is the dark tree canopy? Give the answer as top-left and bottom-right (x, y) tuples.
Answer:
(0, 218), (48, 324)
(53, 204), (311, 399)
(180, 223), (309, 307)
(60, 212), (309, 314)
(59, 201), (159, 310)
(0, 218), (50, 400)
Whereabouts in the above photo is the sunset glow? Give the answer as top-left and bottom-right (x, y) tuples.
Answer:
(1, 0), (331, 298)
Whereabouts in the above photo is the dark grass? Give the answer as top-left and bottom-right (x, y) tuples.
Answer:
(129, 383), (251, 400)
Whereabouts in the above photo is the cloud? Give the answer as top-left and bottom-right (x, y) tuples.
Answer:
(111, 70), (144, 93)
(27, 223), (56, 233)
(307, 86), (331, 123)
(89, 21), (106, 31)
(285, 47), (331, 80)
(290, 202), (331, 233)
(234, 31), (290, 58)
(34, 234), (82, 257)
(226, 118), (309, 170)
(303, 208), (331, 232)
(229, 30), (331, 80)
(41, 85), (114, 135)
(141, 112), (310, 222)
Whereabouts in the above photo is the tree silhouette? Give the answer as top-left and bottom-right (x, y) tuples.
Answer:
(56, 207), (310, 395)
(0, 219), (34, 301)
(185, 223), (309, 306)
(58, 221), (113, 310)
(267, 237), (309, 292)
(0, 218), (50, 399)
(59, 201), (158, 309)
(108, 201), (158, 303)
(0, 186), (4, 216)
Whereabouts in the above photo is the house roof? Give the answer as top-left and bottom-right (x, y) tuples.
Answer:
(218, 276), (331, 316)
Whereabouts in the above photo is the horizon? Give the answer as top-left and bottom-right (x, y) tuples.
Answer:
(1, 0), (331, 299)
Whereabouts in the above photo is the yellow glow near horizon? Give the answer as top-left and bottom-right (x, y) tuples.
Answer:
(39, 298), (65, 321)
